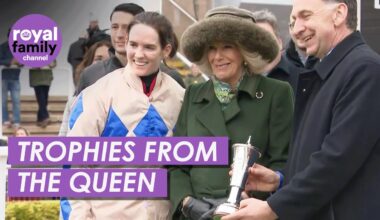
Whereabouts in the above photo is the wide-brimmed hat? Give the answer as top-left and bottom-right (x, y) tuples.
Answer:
(181, 6), (279, 74)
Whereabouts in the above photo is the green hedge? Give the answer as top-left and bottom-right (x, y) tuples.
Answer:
(6, 200), (59, 220)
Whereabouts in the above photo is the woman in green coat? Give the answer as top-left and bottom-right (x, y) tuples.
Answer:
(170, 6), (294, 220)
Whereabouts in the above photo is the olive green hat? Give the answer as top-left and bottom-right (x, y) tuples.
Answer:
(181, 6), (279, 74)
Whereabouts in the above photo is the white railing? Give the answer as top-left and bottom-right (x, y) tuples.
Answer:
(168, 0), (198, 23)
(175, 52), (193, 67)
(0, 146), (8, 220)
(166, 0), (197, 68)
(165, 0), (209, 80)
(175, 52), (209, 81)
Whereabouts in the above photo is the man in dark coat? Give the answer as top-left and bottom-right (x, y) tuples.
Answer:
(223, 0), (380, 220)
(252, 9), (300, 93)
(284, 40), (319, 70)
(75, 3), (185, 95)
(74, 3), (145, 95)
(67, 20), (100, 86)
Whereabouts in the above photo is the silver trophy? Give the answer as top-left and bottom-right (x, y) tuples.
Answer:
(213, 136), (261, 219)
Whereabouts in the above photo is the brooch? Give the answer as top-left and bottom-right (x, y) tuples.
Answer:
(255, 91), (264, 99)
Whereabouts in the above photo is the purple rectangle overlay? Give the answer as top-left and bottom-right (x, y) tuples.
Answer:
(8, 137), (228, 166)
(8, 168), (167, 198)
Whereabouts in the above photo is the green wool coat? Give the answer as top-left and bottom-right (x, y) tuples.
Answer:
(169, 74), (294, 219)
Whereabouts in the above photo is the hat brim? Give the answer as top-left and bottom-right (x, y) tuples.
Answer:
(181, 16), (279, 69)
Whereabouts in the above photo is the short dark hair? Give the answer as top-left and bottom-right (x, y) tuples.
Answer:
(323, 0), (357, 30)
(110, 3), (145, 21)
(252, 9), (280, 38)
(128, 12), (178, 58)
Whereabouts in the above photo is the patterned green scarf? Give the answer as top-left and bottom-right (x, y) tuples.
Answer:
(212, 74), (244, 108)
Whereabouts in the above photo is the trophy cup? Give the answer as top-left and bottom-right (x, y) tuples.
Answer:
(213, 136), (261, 219)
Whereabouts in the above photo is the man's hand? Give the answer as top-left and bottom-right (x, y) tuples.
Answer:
(221, 199), (277, 220)
(245, 164), (280, 192)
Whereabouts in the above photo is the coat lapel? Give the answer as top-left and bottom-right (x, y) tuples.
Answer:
(193, 75), (261, 137)
(223, 98), (240, 123)
(194, 81), (229, 137)
(223, 74), (260, 123)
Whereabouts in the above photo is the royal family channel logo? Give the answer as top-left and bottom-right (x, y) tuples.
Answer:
(8, 14), (62, 67)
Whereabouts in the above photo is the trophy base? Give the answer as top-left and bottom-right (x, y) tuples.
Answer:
(213, 203), (238, 220)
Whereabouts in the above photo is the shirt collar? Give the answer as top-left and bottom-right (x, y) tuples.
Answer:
(315, 31), (364, 80)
